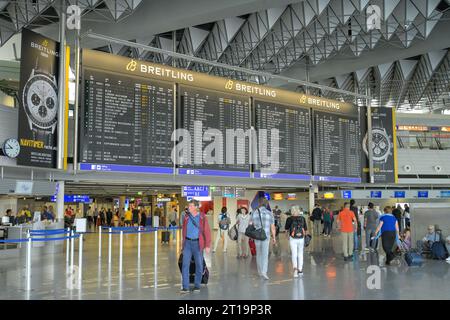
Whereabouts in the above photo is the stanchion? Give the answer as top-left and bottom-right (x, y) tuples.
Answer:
(78, 233), (83, 289)
(26, 230), (31, 292)
(70, 229), (74, 271)
(119, 230), (123, 273)
(66, 227), (70, 264)
(154, 228), (158, 286)
(138, 226), (141, 259)
(108, 227), (112, 264)
(98, 225), (102, 258)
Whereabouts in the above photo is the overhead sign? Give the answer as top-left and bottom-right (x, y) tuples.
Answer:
(273, 193), (284, 200)
(287, 193), (297, 200)
(15, 181), (34, 195)
(182, 186), (209, 197)
(342, 190), (352, 199)
(17, 29), (66, 168)
(418, 191), (429, 198)
(223, 187), (236, 198)
(50, 195), (90, 203)
(394, 191), (406, 198)
(370, 191), (382, 198)
(323, 192), (335, 199)
(440, 191), (450, 198)
(235, 187), (246, 198)
(157, 197), (172, 202)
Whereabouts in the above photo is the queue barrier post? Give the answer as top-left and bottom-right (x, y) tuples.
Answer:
(70, 229), (75, 271)
(78, 233), (83, 288)
(119, 230), (123, 273)
(108, 227), (112, 264)
(26, 230), (31, 292)
(66, 227), (70, 264)
(154, 228), (158, 286)
(138, 226), (141, 260)
(98, 225), (102, 259)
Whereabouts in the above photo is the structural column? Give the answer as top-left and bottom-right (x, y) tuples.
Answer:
(119, 196), (126, 217)
(56, 181), (65, 221)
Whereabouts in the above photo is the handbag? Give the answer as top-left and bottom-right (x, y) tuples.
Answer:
(245, 209), (267, 241)
(228, 224), (238, 241)
(304, 234), (312, 247)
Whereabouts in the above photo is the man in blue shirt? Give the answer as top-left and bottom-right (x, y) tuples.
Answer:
(180, 200), (211, 294)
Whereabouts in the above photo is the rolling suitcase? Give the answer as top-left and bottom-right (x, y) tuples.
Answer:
(178, 254), (209, 284)
(405, 250), (423, 266)
(161, 231), (170, 244)
(249, 238), (256, 256)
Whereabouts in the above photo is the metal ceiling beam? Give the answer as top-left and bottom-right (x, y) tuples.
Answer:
(82, 31), (371, 99)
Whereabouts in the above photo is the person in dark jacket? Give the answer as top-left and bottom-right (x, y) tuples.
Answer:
(106, 209), (113, 226)
(392, 205), (403, 232)
(311, 204), (322, 236)
(350, 199), (361, 251)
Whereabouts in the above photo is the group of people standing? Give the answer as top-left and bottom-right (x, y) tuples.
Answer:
(85, 206), (150, 230)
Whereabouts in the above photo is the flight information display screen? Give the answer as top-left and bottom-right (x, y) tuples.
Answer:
(313, 110), (361, 183)
(254, 100), (311, 180)
(79, 68), (174, 174)
(177, 85), (251, 177)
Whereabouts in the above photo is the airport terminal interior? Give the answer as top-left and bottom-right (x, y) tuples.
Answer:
(0, 0), (450, 300)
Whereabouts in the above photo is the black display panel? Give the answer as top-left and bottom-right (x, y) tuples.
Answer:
(79, 68), (174, 173)
(177, 86), (251, 177)
(254, 100), (311, 180)
(313, 110), (361, 183)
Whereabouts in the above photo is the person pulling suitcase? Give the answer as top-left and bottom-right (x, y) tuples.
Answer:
(180, 200), (211, 294)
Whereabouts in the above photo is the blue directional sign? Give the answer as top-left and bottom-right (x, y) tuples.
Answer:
(394, 191), (406, 198)
(50, 195), (91, 203)
(418, 191), (429, 198)
(370, 191), (382, 198)
(440, 191), (450, 198)
(342, 190), (352, 199)
(182, 186), (209, 197)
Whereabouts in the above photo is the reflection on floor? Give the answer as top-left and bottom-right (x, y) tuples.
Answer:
(0, 229), (449, 300)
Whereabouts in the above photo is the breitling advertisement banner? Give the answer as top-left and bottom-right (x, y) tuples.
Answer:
(18, 29), (60, 168)
(360, 107), (398, 184)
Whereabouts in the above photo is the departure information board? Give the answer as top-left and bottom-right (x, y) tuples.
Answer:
(254, 100), (311, 180)
(313, 110), (361, 183)
(79, 68), (174, 174)
(177, 86), (251, 177)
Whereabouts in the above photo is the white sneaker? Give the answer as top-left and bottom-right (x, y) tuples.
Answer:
(293, 270), (298, 278)
(298, 270), (303, 277)
(364, 248), (370, 251)
(261, 274), (269, 280)
(446, 257), (450, 261)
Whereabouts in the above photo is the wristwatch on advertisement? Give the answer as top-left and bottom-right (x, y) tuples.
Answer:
(363, 127), (392, 163)
(22, 58), (58, 145)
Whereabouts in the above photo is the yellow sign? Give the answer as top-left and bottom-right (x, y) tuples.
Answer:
(323, 192), (335, 199)
(84, 49), (355, 114)
(273, 193), (284, 200)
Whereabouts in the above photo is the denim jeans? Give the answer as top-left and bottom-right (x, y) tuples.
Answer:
(323, 221), (332, 235)
(182, 239), (203, 289)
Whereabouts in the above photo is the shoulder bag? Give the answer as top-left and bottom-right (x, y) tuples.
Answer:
(245, 209), (267, 241)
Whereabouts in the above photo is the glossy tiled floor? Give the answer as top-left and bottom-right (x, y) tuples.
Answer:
(0, 228), (449, 300)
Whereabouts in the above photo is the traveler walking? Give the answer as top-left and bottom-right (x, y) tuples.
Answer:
(180, 200), (211, 294)
(106, 208), (113, 226)
(249, 197), (277, 280)
(337, 202), (357, 261)
(350, 200), (361, 251)
(285, 206), (308, 278)
(236, 207), (250, 258)
(311, 204), (322, 236)
(404, 204), (411, 228)
(322, 205), (332, 237)
(392, 205), (403, 233)
(169, 206), (178, 239)
(364, 203), (380, 251)
(213, 207), (231, 253)
(374, 206), (400, 266)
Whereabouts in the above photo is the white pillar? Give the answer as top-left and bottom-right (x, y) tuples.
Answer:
(308, 185), (315, 215)
(56, 181), (65, 221)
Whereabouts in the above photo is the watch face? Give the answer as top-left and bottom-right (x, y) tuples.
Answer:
(3, 138), (20, 158)
(23, 73), (58, 129)
(363, 129), (391, 162)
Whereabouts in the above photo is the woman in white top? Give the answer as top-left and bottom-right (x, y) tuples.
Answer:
(285, 206), (308, 278)
(236, 207), (251, 258)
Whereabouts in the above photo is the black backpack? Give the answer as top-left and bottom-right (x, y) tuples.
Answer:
(431, 230), (448, 260)
(290, 217), (305, 239)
